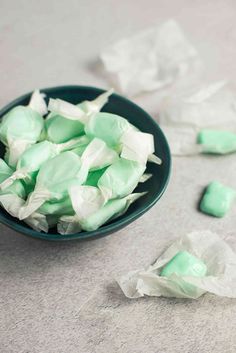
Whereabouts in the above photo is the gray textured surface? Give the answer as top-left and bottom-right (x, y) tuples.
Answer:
(0, 1), (236, 352)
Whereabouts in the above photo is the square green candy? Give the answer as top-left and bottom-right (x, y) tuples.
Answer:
(197, 129), (236, 154)
(200, 181), (236, 217)
(160, 251), (207, 278)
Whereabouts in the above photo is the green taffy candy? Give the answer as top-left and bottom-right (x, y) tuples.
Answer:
(200, 181), (236, 217)
(198, 129), (236, 154)
(39, 197), (74, 216)
(0, 137), (85, 191)
(46, 90), (113, 144)
(18, 151), (82, 219)
(58, 188), (145, 234)
(85, 112), (131, 149)
(0, 106), (44, 167)
(85, 168), (108, 187)
(160, 251), (207, 278)
(45, 112), (84, 143)
(97, 158), (146, 199)
(0, 158), (25, 199)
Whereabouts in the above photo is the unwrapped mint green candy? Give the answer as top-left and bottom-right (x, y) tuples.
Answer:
(19, 151), (82, 220)
(0, 136), (86, 191)
(0, 158), (25, 199)
(85, 112), (131, 149)
(200, 181), (236, 217)
(97, 158), (146, 200)
(198, 129), (236, 154)
(0, 90), (46, 167)
(160, 251), (207, 278)
(46, 90), (113, 143)
(58, 185), (145, 234)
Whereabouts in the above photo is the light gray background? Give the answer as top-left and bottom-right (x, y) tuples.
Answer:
(0, 1), (236, 352)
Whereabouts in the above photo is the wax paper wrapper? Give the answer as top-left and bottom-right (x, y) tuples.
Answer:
(100, 20), (202, 96)
(0, 194), (48, 232)
(158, 81), (236, 155)
(118, 231), (236, 299)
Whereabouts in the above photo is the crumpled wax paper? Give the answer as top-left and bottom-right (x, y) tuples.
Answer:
(117, 231), (236, 299)
(158, 80), (236, 155)
(100, 19), (202, 96)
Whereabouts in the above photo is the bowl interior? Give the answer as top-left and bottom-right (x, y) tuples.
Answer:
(0, 86), (171, 240)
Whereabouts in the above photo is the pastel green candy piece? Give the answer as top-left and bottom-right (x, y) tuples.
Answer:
(85, 168), (108, 187)
(160, 251), (207, 278)
(18, 141), (58, 171)
(70, 135), (92, 156)
(98, 158), (146, 199)
(18, 151), (82, 219)
(79, 193), (144, 232)
(45, 112), (84, 143)
(85, 112), (131, 148)
(200, 181), (236, 217)
(0, 159), (25, 199)
(0, 106), (44, 146)
(198, 129), (236, 154)
(39, 197), (74, 216)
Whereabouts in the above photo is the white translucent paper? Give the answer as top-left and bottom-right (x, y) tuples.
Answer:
(48, 89), (114, 123)
(118, 231), (236, 299)
(100, 20), (202, 96)
(0, 194), (48, 232)
(158, 81), (236, 155)
(29, 89), (48, 116)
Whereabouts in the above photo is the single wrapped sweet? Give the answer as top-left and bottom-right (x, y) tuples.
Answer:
(58, 185), (146, 234)
(0, 136), (88, 191)
(18, 151), (83, 220)
(120, 129), (162, 165)
(85, 112), (132, 149)
(159, 81), (236, 155)
(46, 89), (113, 143)
(118, 231), (236, 299)
(39, 196), (74, 216)
(0, 90), (46, 166)
(0, 158), (25, 199)
(76, 137), (119, 185)
(100, 20), (202, 96)
(97, 158), (146, 200)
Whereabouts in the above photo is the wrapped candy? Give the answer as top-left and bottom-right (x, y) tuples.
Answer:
(58, 185), (146, 234)
(0, 136), (88, 190)
(118, 231), (236, 299)
(46, 89), (113, 143)
(85, 112), (132, 149)
(0, 158), (25, 198)
(0, 159), (47, 232)
(0, 90), (46, 166)
(97, 158), (146, 200)
(39, 196), (74, 216)
(120, 129), (162, 165)
(18, 151), (83, 220)
(76, 137), (119, 185)
(158, 81), (236, 155)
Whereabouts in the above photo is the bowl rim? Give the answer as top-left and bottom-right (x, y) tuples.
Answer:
(0, 85), (171, 241)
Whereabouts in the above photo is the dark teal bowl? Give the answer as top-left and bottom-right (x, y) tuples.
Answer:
(0, 86), (171, 241)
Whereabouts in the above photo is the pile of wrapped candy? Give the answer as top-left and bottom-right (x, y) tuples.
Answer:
(0, 89), (161, 234)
